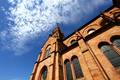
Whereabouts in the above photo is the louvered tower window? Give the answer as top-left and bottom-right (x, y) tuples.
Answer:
(45, 46), (51, 58)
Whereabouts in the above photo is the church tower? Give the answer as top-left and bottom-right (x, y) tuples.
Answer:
(29, 25), (65, 80)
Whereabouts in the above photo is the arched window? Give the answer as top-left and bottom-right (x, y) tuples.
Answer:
(71, 40), (77, 45)
(87, 29), (95, 34)
(114, 12), (120, 22)
(111, 36), (120, 48)
(64, 60), (73, 80)
(41, 66), (47, 80)
(45, 46), (51, 58)
(71, 56), (83, 79)
(99, 42), (120, 67)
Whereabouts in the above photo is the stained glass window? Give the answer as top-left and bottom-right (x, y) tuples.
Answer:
(100, 44), (120, 67)
(65, 60), (73, 80)
(72, 57), (83, 79)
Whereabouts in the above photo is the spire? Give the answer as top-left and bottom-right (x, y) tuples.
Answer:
(51, 23), (64, 40)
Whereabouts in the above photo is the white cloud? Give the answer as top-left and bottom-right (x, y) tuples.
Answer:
(0, 0), (112, 55)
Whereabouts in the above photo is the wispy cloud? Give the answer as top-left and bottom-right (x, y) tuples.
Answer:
(0, 0), (112, 55)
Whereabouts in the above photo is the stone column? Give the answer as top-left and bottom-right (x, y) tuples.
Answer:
(55, 52), (60, 80)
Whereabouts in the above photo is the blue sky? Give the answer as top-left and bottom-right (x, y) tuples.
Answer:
(0, 0), (113, 80)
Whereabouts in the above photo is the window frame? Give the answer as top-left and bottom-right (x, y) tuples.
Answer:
(98, 42), (120, 68)
(64, 59), (73, 80)
(110, 35), (120, 49)
(71, 56), (84, 79)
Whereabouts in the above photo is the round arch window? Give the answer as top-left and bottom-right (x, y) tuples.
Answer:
(98, 42), (120, 67)
(114, 12), (120, 22)
(41, 67), (48, 80)
(111, 36), (120, 48)
(87, 29), (95, 34)
(70, 40), (77, 45)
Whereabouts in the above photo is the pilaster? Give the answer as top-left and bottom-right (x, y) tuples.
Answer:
(78, 39), (106, 80)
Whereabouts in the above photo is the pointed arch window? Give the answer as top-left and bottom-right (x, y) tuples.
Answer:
(99, 42), (120, 67)
(64, 60), (73, 80)
(71, 56), (83, 79)
(41, 66), (47, 80)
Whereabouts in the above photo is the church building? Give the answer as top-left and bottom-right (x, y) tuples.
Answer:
(30, 0), (120, 80)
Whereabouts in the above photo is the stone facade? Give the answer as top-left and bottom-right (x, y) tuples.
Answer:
(30, 1), (120, 80)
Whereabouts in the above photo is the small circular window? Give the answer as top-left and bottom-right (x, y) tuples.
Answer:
(87, 29), (95, 34)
